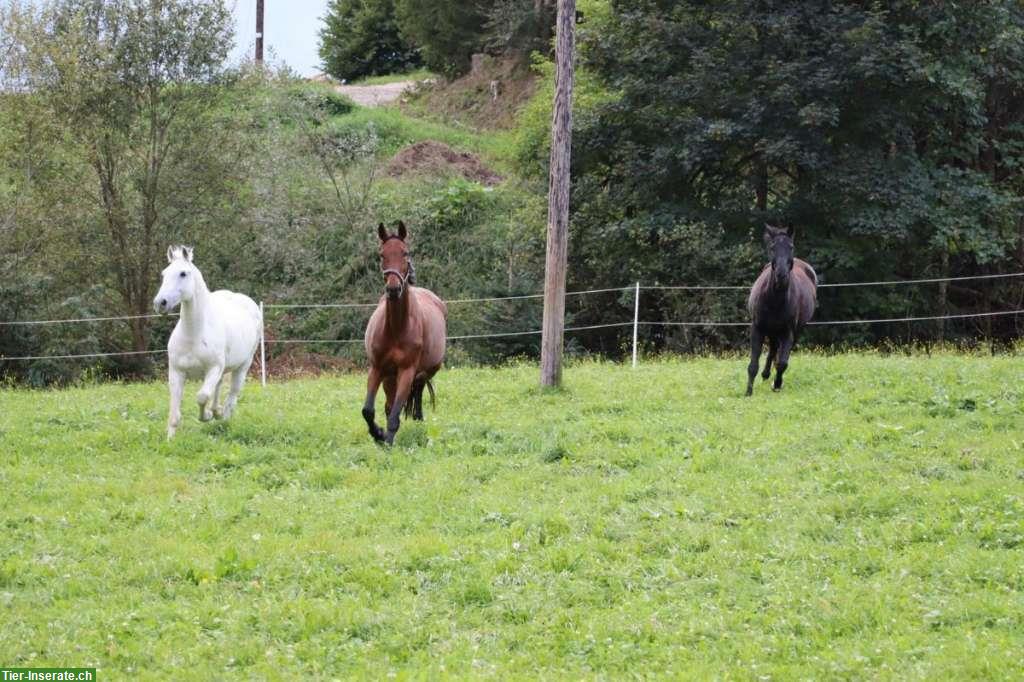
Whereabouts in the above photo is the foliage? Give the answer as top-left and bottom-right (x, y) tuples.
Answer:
(6, 0), (1024, 383)
(567, 0), (1024, 350)
(481, 0), (556, 58)
(2, 354), (1023, 675)
(394, 0), (486, 77)
(319, 0), (421, 82)
(512, 46), (618, 180)
(5, 0), (238, 368)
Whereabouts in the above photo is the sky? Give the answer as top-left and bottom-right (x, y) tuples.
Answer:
(229, 0), (330, 77)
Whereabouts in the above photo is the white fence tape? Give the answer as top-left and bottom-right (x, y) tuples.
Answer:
(0, 313), (173, 327)
(643, 271), (1024, 291)
(2, 275), (1022, 364)
(0, 349), (167, 361)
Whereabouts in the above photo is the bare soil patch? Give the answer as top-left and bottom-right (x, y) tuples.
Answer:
(333, 80), (414, 107)
(385, 140), (504, 186)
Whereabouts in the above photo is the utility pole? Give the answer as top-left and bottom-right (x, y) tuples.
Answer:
(255, 0), (264, 63)
(540, 0), (575, 387)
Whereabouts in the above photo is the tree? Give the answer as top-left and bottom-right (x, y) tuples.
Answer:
(319, 0), (421, 81)
(394, 0), (486, 76)
(18, 0), (239, 362)
(569, 0), (1024, 349)
(481, 0), (556, 58)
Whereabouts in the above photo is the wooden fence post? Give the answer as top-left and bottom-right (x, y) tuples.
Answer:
(540, 0), (576, 387)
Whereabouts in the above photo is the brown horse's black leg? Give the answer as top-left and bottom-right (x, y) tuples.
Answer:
(412, 380), (425, 421)
(362, 367), (385, 442)
(762, 337), (777, 380)
(384, 368), (415, 446)
(746, 326), (764, 396)
(773, 334), (795, 391)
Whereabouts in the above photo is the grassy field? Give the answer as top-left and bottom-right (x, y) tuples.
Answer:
(1, 353), (1023, 679)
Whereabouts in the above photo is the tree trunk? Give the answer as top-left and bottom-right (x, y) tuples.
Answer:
(755, 155), (768, 213)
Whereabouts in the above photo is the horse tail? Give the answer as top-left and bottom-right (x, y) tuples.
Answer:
(426, 379), (436, 410)
(404, 382), (418, 418)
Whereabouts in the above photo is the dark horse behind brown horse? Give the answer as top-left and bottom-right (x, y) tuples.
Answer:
(363, 221), (447, 445)
(746, 224), (817, 396)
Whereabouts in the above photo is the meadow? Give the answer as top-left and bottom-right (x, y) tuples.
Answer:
(1, 353), (1022, 679)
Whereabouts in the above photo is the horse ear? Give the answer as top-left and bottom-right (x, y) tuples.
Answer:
(378, 223), (388, 242)
(167, 245), (176, 263)
(183, 246), (194, 262)
(763, 224), (777, 243)
(397, 220), (407, 241)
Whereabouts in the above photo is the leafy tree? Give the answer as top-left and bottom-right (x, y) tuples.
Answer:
(481, 0), (556, 58)
(319, 0), (421, 81)
(394, 0), (486, 76)
(16, 0), (238, 362)
(569, 0), (1024, 349)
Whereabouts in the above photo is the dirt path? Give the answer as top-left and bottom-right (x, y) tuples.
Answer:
(333, 80), (416, 107)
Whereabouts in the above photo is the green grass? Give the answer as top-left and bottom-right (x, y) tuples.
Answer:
(352, 69), (438, 86)
(2, 353), (1023, 678)
(334, 104), (517, 169)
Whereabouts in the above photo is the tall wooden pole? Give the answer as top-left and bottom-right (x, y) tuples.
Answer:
(255, 0), (264, 63)
(540, 0), (575, 387)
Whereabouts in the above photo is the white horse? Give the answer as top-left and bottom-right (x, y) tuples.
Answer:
(153, 246), (263, 439)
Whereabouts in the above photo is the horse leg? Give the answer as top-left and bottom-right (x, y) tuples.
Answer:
(762, 337), (777, 380)
(197, 365), (223, 422)
(746, 327), (764, 396)
(222, 356), (253, 419)
(773, 334), (795, 392)
(384, 367), (416, 446)
(362, 366), (385, 443)
(413, 380), (425, 421)
(167, 368), (185, 440)
(211, 376), (225, 419)
(383, 376), (396, 416)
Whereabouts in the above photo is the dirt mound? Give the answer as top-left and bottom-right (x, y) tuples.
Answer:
(385, 141), (503, 186)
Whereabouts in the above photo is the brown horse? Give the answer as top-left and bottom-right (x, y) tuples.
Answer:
(746, 224), (817, 396)
(362, 221), (447, 445)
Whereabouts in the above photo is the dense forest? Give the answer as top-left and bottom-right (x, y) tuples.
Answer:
(1, 0), (1022, 385)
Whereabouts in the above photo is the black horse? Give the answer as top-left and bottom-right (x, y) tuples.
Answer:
(746, 224), (817, 396)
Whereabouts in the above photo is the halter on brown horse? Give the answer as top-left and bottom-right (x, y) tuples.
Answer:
(362, 221), (448, 445)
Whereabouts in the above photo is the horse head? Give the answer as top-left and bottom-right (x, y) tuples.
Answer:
(764, 224), (795, 291)
(154, 245), (199, 313)
(377, 221), (415, 300)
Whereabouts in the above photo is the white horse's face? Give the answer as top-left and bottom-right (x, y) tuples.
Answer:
(154, 246), (198, 314)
